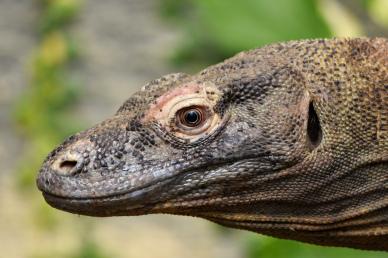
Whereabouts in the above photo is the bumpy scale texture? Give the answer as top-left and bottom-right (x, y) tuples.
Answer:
(37, 38), (388, 251)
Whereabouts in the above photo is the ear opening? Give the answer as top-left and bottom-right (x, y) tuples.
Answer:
(307, 101), (322, 150)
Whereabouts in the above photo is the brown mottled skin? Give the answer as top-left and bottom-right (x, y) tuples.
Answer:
(37, 38), (388, 251)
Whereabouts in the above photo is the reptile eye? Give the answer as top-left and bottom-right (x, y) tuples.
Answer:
(183, 109), (201, 126)
(177, 106), (206, 128)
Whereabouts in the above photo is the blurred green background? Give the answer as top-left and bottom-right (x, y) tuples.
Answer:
(1, 0), (387, 257)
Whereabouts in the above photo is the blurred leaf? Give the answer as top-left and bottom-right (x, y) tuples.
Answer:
(245, 234), (388, 258)
(40, 0), (81, 33)
(162, 0), (332, 67)
(198, 0), (330, 52)
(159, 0), (193, 22)
(368, 0), (388, 27)
(69, 240), (110, 258)
(69, 223), (112, 258)
(40, 31), (69, 66)
(318, 0), (364, 37)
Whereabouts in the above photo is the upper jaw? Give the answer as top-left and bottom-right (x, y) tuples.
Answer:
(36, 161), (180, 199)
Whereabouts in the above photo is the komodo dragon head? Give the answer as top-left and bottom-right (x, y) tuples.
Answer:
(37, 38), (388, 251)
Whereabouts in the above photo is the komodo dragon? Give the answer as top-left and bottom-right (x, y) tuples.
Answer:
(37, 38), (388, 251)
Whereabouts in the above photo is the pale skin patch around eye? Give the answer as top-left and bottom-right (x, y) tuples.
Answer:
(142, 81), (224, 141)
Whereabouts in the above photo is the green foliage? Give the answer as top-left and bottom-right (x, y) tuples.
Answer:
(40, 0), (81, 33)
(245, 234), (387, 258)
(69, 239), (110, 258)
(13, 1), (111, 257)
(367, 0), (388, 27)
(30, 237), (110, 258)
(14, 0), (82, 192)
(161, 0), (332, 68)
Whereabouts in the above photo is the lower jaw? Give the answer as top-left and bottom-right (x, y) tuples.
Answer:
(41, 191), (158, 217)
(39, 175), (177, 216)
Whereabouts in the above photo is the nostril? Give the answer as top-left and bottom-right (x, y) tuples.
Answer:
(53, 152), (84, 176)
(59, 160), (78, 171)
(56, 159), (82, 175)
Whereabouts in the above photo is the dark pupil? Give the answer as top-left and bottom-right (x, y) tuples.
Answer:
(184, 110), (200, 125)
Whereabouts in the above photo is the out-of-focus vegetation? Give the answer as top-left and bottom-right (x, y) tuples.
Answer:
(9, 0), (388, 257)
(160, 0), (388, 257)
(161, 0), (388, 70)
(368, 0), (388, 26)
(15, 0), (81, 191)
(245, 234), (388, 258)
(160, 0), (331, 69)
(13, 1), (108, 257)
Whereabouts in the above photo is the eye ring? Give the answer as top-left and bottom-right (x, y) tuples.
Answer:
(167, 102), (224, 139)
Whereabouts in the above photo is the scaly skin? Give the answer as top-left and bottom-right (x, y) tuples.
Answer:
(37, 38), (388, 251)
